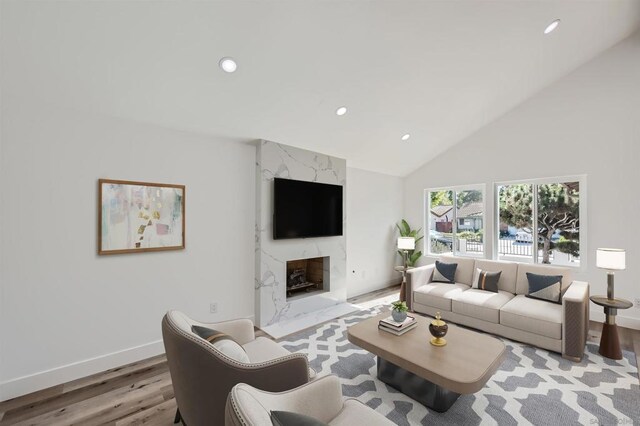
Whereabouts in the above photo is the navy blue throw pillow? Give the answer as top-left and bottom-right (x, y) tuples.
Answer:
(432, 261), (457, 283)
(525, 272), (563, 304)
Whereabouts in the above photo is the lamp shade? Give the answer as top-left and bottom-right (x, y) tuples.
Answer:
(398, 237), (415, 250)
(596, 248), (626, 270)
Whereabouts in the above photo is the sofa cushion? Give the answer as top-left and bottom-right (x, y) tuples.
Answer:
(451, 289), (514, 323)
(526, 272), (563, 304)
(471, 268), (501, 293)
(413, 283), (470, 312)
(439, 255), (476, 285)
(500, 295), (562, 340)
(432, 260), (457, 283)
(242, 337), (291, 363)
(474, 259), (518, 294)
(243, 338), (317, 379)
(516, 263), (573, 295)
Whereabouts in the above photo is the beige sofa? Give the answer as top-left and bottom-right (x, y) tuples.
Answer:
(407, 255), (589, 361)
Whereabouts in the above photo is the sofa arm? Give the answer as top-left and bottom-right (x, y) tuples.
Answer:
(208, 318), (256, 345)
(562, 280), (589, 361)
(405, 264), (435, 311)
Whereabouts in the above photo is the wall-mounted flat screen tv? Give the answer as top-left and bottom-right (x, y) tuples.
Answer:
(273, 178), (343, 239)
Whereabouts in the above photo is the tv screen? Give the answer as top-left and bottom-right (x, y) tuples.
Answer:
(273, 178), (343, 239)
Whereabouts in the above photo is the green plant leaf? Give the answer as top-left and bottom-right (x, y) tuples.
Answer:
(401, 219), (410, 235)
(408, 251), (422, 266)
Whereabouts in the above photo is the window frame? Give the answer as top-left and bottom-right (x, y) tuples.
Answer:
(424, 183), (486, 258)
(493, 175), (587, 270)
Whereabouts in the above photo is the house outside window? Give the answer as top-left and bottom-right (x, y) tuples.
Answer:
(426, 185), (485, 257)
(495, 176), (585, 267)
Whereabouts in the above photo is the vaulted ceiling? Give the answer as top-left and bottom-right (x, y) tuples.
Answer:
(3, 0), (640, 176)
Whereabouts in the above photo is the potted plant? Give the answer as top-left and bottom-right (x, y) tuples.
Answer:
(396, 219), (423, 267)
(391, 300), (409, 322)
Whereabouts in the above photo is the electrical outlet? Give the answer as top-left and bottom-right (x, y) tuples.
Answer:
(210, 302), (218, 314)
(634, 298), (640, 309)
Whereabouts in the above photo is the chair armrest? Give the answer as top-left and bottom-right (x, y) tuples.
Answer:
(227, 375), (344, 425)
(208, 318), (255, 345)
(562, 280), (589, 361)
(405, 264), (435, 311)
(238, 352), (312, 390)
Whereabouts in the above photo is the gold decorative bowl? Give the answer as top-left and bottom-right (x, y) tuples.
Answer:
(429, 312), (448, 347)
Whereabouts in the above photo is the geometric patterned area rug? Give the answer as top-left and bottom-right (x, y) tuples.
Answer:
(280, 306), (640, 425)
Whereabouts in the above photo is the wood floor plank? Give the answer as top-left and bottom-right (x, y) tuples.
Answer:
(0, 385), (64, 415)
(62, 355), (167, 394)
(81, 393), (167, 426)
(114, 398), (176, 426)
(1, 362), (169, 425)
(11, 372), (171, 426)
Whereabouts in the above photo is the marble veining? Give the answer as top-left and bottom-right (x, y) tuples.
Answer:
(255, 140), (347, 328)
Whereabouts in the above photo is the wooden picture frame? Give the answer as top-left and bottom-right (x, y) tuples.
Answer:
(98, 179), (185, 255)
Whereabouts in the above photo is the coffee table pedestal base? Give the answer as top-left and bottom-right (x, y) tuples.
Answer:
(377, 357), (460, 412)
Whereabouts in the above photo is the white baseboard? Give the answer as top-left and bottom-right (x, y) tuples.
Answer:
(590, 311), (640, 330)
(0, 340), (165, 402)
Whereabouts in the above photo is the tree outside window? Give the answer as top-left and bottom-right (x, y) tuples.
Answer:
(498, 181), (580, 265)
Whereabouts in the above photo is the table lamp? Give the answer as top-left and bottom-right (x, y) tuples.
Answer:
(398, 237), (415, 269)
(596, 248), (625, 300)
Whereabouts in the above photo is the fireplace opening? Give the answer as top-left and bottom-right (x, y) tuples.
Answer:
(286, 256), (329, 300)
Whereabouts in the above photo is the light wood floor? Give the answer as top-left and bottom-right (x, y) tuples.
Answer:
(1, 285), (638, 426)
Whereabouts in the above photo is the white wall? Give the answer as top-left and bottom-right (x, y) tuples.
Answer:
(347, 168), (404, 298)
(0, 101), (256, 400)
(404, 31), (640, 328)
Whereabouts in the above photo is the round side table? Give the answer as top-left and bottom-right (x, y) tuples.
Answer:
(590, 295), (633, 360)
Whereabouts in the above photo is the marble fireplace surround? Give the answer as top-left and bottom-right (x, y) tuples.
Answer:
(255, 140), (357, 337)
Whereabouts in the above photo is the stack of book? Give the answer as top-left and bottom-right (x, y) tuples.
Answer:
(378, 314), (417, 336)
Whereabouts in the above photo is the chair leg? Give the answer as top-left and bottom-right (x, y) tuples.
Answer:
(174, 408), (181, 424)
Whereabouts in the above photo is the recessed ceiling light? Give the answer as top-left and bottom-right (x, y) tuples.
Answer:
(219, 57), (237, 73)
(544, 19), (560, 35)
(335, 106), (347, 116)
(401, 134), (411, 141)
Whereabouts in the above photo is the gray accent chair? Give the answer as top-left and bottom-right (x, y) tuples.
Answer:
(162, 311), (315, 426)
(225, 375), (395, 426)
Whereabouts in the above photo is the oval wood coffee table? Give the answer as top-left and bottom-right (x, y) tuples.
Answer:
(347, 312), (505, 412)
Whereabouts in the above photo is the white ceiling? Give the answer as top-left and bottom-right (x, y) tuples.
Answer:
(2, 1), (640, 176)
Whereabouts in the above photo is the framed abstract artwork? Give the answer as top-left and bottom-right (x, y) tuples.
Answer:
(98, 179), (185, 255)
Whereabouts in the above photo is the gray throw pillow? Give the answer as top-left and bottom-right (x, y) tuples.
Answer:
(271, 411), (328, 426)
(475, 269), (501, 293)
(525, 272), (563, 304)
(432, 260), (457, 283)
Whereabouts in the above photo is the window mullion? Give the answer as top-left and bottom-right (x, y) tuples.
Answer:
(532, 184), (538, 264)
(452, 190), (458, 254)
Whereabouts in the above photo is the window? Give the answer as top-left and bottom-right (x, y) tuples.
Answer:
(496, 177), (584, 266)
(426, 185), (485, 257)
